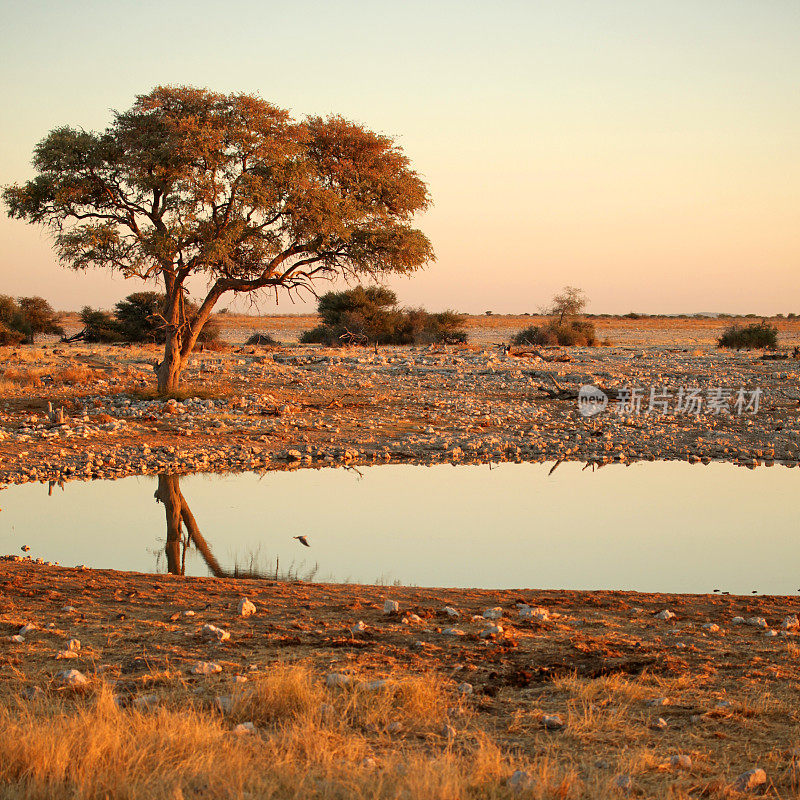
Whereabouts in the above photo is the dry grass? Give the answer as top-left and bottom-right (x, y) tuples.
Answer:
(0, 365), (99, 389)
(0, 670), (535, 800)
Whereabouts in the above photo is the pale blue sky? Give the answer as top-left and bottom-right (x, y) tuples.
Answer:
(1, 0), (798, 313)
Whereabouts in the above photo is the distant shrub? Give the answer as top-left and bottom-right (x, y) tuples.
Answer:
(80, 307), (124, 343)
(79, 292), (220, 345)
(300, 287), (467, 346)
(0, 295), (63, 343)
(246, 332), (280, 346)
(0, 321), (24, 346)
(718, 322), (778, 349)
(623, 312), (641, 319)
(114, 292), (220, 344)
(511, 319), (596, 347)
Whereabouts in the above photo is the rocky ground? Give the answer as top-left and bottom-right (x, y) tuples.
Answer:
(2, 559), (800, 797)
(0, 315), (798, 484)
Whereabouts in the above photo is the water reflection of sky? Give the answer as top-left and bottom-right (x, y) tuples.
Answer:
(1, 461), (798, 595)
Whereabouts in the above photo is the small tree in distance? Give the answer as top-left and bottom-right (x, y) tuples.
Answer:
(549, 286), (587, 324)
(3, 86), (433, 393)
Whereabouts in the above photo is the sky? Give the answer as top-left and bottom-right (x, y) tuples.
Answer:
(0, 0), (798, 315)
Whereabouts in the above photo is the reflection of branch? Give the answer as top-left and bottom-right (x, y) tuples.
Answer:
(157, 473), (228, 577)
(178, 493), (227, 578)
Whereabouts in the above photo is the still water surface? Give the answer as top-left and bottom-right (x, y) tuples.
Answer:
(1, 461), (797, 594)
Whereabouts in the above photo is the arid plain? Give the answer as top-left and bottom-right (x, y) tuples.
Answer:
(2, 314), (800, 799)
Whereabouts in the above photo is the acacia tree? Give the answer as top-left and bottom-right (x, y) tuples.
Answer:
(3, 86), (433, 392)
(549, 285), (587, 324)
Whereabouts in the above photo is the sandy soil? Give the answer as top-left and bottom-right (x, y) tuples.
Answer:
(2, 559), (800, 797)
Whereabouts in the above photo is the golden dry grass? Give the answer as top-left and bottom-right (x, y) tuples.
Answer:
(0, 669), (529, 800)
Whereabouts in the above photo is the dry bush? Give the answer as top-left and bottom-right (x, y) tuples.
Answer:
(51, 367), (98, 386)
(0, 676), (555, 800)
(1, 367), (43, 387)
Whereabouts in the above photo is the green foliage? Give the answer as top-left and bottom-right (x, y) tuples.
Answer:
(113, 291), (220, 344)
(549, 286), (587, 323)
(301, 286), (467, 346)
(80, 292), (220, 344)
(0, 295), (63, 343)
(717, 322), (778, 349)
(79, 307), (124, 343)
(0, 321), (24, 345)
(511, 320), (597, 347)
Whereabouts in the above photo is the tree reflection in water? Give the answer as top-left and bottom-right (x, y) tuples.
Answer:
(154, 473), (226, 576)
(154, 473), (317, 580)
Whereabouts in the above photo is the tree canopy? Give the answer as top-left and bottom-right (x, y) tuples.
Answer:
(3, 86), (434, 390)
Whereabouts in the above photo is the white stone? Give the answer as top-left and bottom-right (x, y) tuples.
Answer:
(483, 607), (503, 620)
(480, 624), (504, 638)
(655, 609), (675, 621)
(200, 623), (230, 642)
(56, 650), (79, 659)
(670, 755), (692, 769)
(233, 722), (256, 735)
(18, 624), (35, 635)
(782, 615), (799, 630)
(702, 623), (720, 633)
(192, 661), (223, 675)
(733, 768), (767, 793)
(443, 606), (460, 618)
(519, 605), (549, 622)
(457, 682), (473, 695)
(237, 598), (256, 617)
(383, 599), (399, 614)
(59, 669), (88, 688)
(646, 696), (669, 707)
(731, 616), (745, 625)
(10, 635), (24, 643)
(67, 638), (81, 651)
(746, 616), (767, 629)
(542, 714), (564, 730)
(442, 628), (465, 636)
(350, 620), (367, 634)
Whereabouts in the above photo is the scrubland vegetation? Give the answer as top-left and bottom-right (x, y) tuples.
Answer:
(77, 292), (220, 345)
(300, 286), (468, 346)
(0, 295), (63, 344)
(718, 321), (779, 350)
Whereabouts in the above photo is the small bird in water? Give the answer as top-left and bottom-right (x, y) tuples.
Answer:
(293, 535), (310, 548)
(20, 545), (30, 552)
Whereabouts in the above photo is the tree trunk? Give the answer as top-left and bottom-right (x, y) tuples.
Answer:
(157, 279), (185, 395)
(157, 330), (183, 394)
(156, 474), (184, 575)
